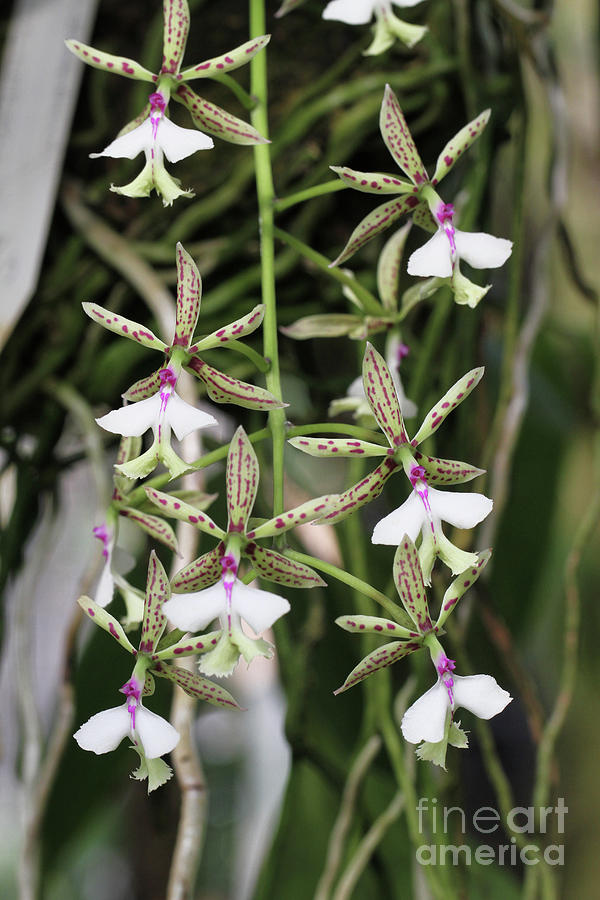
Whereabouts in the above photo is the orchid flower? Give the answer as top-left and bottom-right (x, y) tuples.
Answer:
(330, 86), (511, 307)
(290, 344), (486, 578)
(401, 637), (512, 768)
(323, 0), (427, 53)
(86, 243), (284, 479)
(372, 463), (492, 582)
(145, 426), (337, 594)
(66, 0), (270, 202)
(75, 552), (242, 788)
(91, 91), (214, 205)
(163, 553), (291, 677)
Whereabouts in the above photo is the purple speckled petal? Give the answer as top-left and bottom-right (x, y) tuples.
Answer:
(179, 35), (271, 80)
(432, 110), (491, 185)
(413, 450), (485, 486)
(379, 85), (428, 185)
(249, 495), (339, 539)
(171, 545), (225, 593)
(363, 342), (407, 445)
(412, 367), (484, 446)
(377, 223), (412, 312)
(152, 661), (242, 710)
(123, 370), (163, 403)
(319, 456), (399, 525)
(190, 305), (265, 352)
(335, 614), (419, 640)
(288, 436), (389, 460)
(174, 242), (202, 348)
(436, 549), (491, 629)
(334, 640), (420, 694)
(76, 595), (136, 653)
(330, 194), (419, 267)
(160, 0), (190, 76)
(118, 506), (178, 552)
(82, 302), (166, 352)
(411, 201), (438, 234)
(245, 544), (326, 588)
(154, 629), (222, 659)
(188, 357), (285, 409)
(174, 85), (268, 145)
(139, 551), (169, 654)
(226, 427), (259, 532)
(145, 487), (226, 539)
(393, 538), (432, 632)
(330, 166), (414, 196)
(65, 39), (157, 82)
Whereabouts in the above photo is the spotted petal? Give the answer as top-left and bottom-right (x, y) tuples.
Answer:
(411, 367), (484, 445)
(321, 456), (399, 525)
(190, 305), (265, 352)
(393, 537), (432, 631)
(123, 370), (164, 403)
(174, 86), (268, 145)
(379, 85), (428, 186)
(171, 545), (225, 592)
(118, 506), (178, 552)
(152, 660), (242, 710)
(330, 195), (419, 267)
(174, 242), (202, 347)
(82, 302), (166, 352)
(413, 450), (484, 486)
(436, 549), (491, 628)
(334, 641), (420, 694)
(225, 427), (259, 531)
(244, 544), (326, 589)
(65, 40), (157, 82)
(188, 357), (285, 409)
(330, 166), (414, 195)
(432, 110), (491, 185)
(377, 223), (412, 311)
(179, 35), (271, 80)
(76, 596), (136, 653)
(144, 487), (226, 540)
(363, 342), (407, 445)
(335, 614), (418, 639)
(139, 551), (169, 654)
(249, 495), (338, 539)
(161, 0), (190, 75)
(287, 437), (389, 460)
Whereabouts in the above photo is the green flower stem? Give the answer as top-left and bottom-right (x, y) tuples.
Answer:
(284, 550), (405, 622)
(213, 73), (256, 110)
(215, 338), (271, 373)
(274, 180), (348, 213)
(274, 227), (385, 318)
(250, 0), (286, 524)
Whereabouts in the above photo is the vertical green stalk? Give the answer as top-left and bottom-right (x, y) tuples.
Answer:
(249, 0), (286, 519)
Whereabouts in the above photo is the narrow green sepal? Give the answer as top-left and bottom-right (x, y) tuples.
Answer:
(77, 595), (136, 653)
(174, 86), (268, 145)
(432, 110), (491, 185)
(152, 659), (242, 710)
(139, 551), (169, 654)
(335, 614), (419, 640)
(190, 304), (265, 351)
(144, 487), (226, 539)
(131, 748), (174, 793)
(178, 35), (271, 80)
(82, 302), (166, 352)
(411, 367), (484, 446)
(65, 39), (157, 82)
(435, 550), (491, 629)
(329, 166), (414, 196)
(287, 436), (389, 460)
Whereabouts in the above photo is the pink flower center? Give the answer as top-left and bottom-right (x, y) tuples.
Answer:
(220, 554), (239, 633)
(436, 654), (456, 706)
(409, 464), (436, 542)
(120, 677), (143, 731)
(93, 523), (110, 559)
(396, 342), (410, 364)
(436, 202), (457, 262)
(149, 92), (166, 140)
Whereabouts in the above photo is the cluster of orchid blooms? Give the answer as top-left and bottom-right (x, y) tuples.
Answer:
(70, 0), (512, 789)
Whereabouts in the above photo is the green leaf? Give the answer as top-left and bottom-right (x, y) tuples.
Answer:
(377, 223), (412, 312)
(188, 357), (286, 409)
(122, 369), (162, 402)
(321, 457), (399, 525)
(173, 242), (202, 348)
(249, 495), (339, 539)
(82, 302), (166, 352)
(413, 451), (485, 485)
(160, 0), (190, 75)
(393, 539), (432, 632)
(244, 544), (325, 588)
(178, 35), (271, 80)
(363, 342), (407, 446)
(280, 314), (363, 340)
(77, 595), (136, 653)
(432, 110), (491, 185)
(435, 549), (491, 628)
(330, 166), (414, 195)
(334, 640), (420, 694)
(118, 506), (179, 552)
(191, 304), (265, 351)
(335, 614), (418, 639)
(144, 487), (226, 539)
(152, 660), (242, 710)
(411, 367), (484, 445)
(379, 85), (428, 186)
(330, 194), (419, 267)
(226, 426), (258, 532)
(174, 85), (268, 145)
(65, 40), (157, 82)
(171, 545), (224, 592)
(288, 436), (389, 460)
(139, 551), (169, 654)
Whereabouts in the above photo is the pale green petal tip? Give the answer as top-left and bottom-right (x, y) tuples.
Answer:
(364, 11), (427, 56)
(452, 269), (491, 308)
(115, 445), (159, 481)
(160, 443), (194, 481)
(131, 747), (174, 793)
(198, 634), (240, 678)
(233, 630), (273, 665)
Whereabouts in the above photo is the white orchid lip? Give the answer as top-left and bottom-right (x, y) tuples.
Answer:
(74, 696), (180, 759)
(323, 0), (425, 26)
(96, 384), (218, 441)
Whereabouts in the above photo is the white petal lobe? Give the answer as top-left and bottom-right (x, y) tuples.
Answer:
(232, 581), (290, 633)
(428, 486), (493, 530)
(74, 705), (130, 754)
(323, 0), (375, 24)
(372, 492), (425, 545)
(407, 230), (453, 278)
(90, 119), (153, 160)
(96, 394), (161, 437)
(135, 707), (180, 758)
(453, 674), (512, 719)
(165, 391), (218, 440)
(401, 681), (449, 744)
(454, 231), (513, 270)
(157, 118), (214, 163)
(163, 582), (226, 632)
